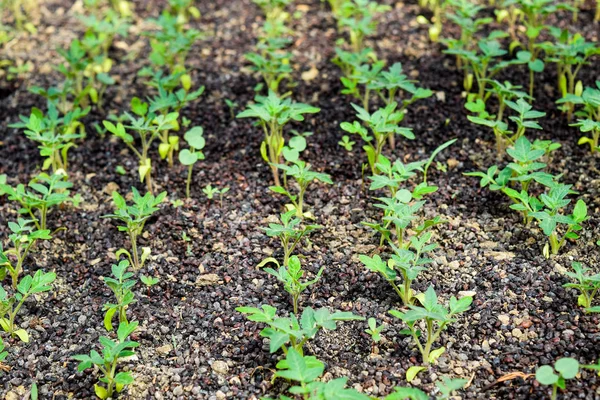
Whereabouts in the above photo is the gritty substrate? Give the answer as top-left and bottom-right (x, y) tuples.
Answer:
(0, 0), (600, 399)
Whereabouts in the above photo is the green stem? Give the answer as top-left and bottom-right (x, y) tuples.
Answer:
(186, 165), (193, 198)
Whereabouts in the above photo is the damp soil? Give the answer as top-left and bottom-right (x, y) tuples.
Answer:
(0, 0), (599, 399)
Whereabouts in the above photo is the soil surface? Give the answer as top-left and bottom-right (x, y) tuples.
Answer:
(1, 0), (600, 399)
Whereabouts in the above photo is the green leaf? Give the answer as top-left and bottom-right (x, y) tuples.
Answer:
(179, 149), (198, 166)
(406, 366), (426, 382)
(428, 346), (445, 363)
(555, 358), (579, 380)
(14, 329), (29, 343)
(536, 365), (559, 385)
(184, 127), (205, 149)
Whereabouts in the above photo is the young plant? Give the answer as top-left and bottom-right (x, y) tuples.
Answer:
(535, 358), (580, 400)
(103, 188), (166, 270)
(237, 91), (320, 186)
(530, 184), (588, 257)
(10, 102), (89, 172)
(444, 37), (509, 101)
(262, 210), (321, 266)
(272, 348), (371, 399)
(0, 219), (51, 289)
(0, 172), (81, 231)
(542, 29), (599, 120)
(72, 321), (139, 400)
(370, 62), (433, 111)
(202, 184), (229, 207)
(558, 81), (600, 153)
(336, 0), (390, 53)
(338, 135), (355, 151)
(340, 102), (414, 175)
(103, 97), (179, 193)
(464, 135), (558, 224)
(365, 317), (385, 344)
(259, 255), (324, 314)
(443, 0), (492, 59)
(340, 60), (385, 110)
(0, 269), (56, 342)
(54, 38), (116, 111)
(178, 126), (206, 198)
(140, 275), (159, 295)
(245, 35), (293, 94)
(360, 232), (437, 306)
(103, 260), (136, 331)
(389, 286), (473, 365)
(271, 158), (333, 218)
(563, 261), (600, 310)
(465, 81), (534, 155)
(142, 74), (205, 167)
(253, 0), (292, 21)
(236, 304), (363, 355)
(144, 11), (203, 73)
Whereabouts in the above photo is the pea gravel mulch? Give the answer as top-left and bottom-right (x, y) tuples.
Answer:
(0, 0), (599, 399)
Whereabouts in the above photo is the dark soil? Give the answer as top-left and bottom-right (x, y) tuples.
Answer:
(1, 0), (600, 399)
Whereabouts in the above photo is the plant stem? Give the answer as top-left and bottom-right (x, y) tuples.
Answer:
(130, 231), (140, 270)
(186, 165), (193, 198)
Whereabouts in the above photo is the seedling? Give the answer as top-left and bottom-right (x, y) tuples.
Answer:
(73, 321), (139, 400)
(0, 219), (52, 288)
(253, 0), (292, 20)
(4, 0), (38, 32)
(370, 62), (433, 112)
(389, 285), (473, 364)
(360, 232), (437, 305)
(336, 0), (390, 53)
(272, 348), (370, 399)
(341, 60), (385, 110)
(178, 126), (206, 198)
(140, 275), (159, 296)
(0, 172), (81, 231)
(563, 261), (600, 310)
(464, 136), (557, 224)
(144, 11), (203, 73)
(245, 36), (293, 94)
(236, 304), (363, 355)
(436, 377), (469, 399)
(369, 62), (432, 148)
(237, 91), (320, 186)
(530, 185), (587, 257)
(142, 75), (205, 167)
(0, 270), (56, 342)
(104, 97), (179, 193)
(339, 135), (355, 151)
(341, 102), (414, 175)
(103, 188), (166, 270)
(465, 81), (534, 155)
(558, 81), (600, 153)
(443, 0), (492, 59)
(168, 0), (201, 25)
(262, 210), (321, 265)
(271, 159), (333, 218)
(55, 38), (116, 110)
(542, 29), (599, 120)
(103, 260), (136, 331)
(365, 317), (385, 349)
(10, 103), (89, 172)
(535, 358), (580, 400)
(259, 255), (324, 314)
(224, 98), (238, 119)
(202, 184), (229, 207)
(444, 37), (509, 101)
